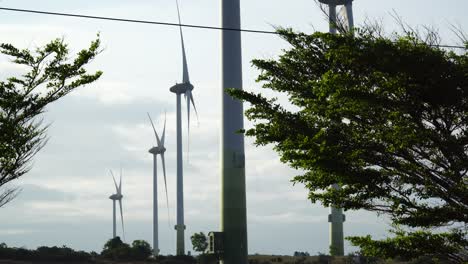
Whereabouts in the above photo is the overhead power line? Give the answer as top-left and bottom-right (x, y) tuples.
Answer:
(0, 7), (278, 35)
(0, 6), (466, 49)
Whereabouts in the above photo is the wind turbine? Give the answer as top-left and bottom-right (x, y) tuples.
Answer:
(169, 0), (198, 255)
(318, 0), (354, 256)
(109, 169), (125, 240)
(147, 113), (169, 256)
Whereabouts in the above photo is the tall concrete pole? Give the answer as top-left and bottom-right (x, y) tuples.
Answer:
(175, 93), (185, 255)
(328, 4), (344, 256)
(329, 185), (344, 256)
(345, 1), (354, 29)
(221, 0), (248, 263)
(153, 154), (159, 256)
(328, 4), (337, 34)
(322, 0), (354, 256)
(113, 200), (116, 238)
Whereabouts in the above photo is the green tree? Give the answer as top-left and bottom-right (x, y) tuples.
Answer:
(228, 28), (468, 263)
(102, 236), (124, 252)
(0, 36), (102, 206)
(101, 236), (132, 260)
(191, 232), (208, 253)
(131, 239), (152, 260)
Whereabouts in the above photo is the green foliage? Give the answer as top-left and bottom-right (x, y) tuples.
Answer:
(0, 243), (92, 261)
(0, 36), (102, 206)
(191, 232), (208, 253)
(293, 251), (310, 257)
(348, 229), (467, 262)
(329, 245), (338, 256)
(101, 237), (153, 261)
(228, 27), (468, 263)
(101, 236), (131, 260)
(131, 239), (152, 260)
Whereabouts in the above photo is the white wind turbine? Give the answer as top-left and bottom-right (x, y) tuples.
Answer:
(169, 0), (198, 256)
(147, 113), (169, 256)
(109, 169), (125, 240)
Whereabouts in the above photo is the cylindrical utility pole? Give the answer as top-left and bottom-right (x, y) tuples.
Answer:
(319, 0), (354, 256)
(329, 4), (337, 34)
(220, 0), (248, 263)
(345, 1), (354, 29)
(328, 6), (344, 253)
(153, 155), (159, 256)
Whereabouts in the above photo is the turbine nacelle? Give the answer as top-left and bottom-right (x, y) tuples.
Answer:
(149, 146), (166, 155)
(109, 193), (123, 200)
(170, 82), (193, 94)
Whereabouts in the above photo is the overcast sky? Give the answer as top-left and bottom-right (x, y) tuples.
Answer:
(0, 0), (467, 256)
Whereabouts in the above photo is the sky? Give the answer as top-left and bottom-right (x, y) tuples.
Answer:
(0, 0), (467, 256)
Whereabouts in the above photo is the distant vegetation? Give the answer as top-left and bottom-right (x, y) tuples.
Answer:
(0, 239), (199, 263)
(101, 237), (152, 261)
(0, 241), (455, 263)
(0, 242), (93, 262)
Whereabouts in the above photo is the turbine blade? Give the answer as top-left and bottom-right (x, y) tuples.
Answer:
(160, 153), (170, 223)
(176, 0), (190, 83)
(119, 199), (125, 242)
(161, 111), (167, 146)
(338, 5), (348, 31)
(186, 89), (191, 161)
(119, 166), (122, 194)
(147, 112), (162, 147)
(185, 91), (199, 162)
(190, 93), (199, 124)
(110, 170), (118, 193)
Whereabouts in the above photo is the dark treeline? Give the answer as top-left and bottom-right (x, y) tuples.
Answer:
(0, 239), (199, 263)
(0, 242), (94, 262)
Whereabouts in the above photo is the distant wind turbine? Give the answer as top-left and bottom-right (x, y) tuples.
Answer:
(169, 0), (198, 256)
(147, 112), (170, 256)
(109, 169), (125, 241)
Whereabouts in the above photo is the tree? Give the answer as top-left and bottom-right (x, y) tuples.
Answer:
(131, 239), (152, 260)
(102, 236), (125, 253)
(0, 36), (102, 206)
(101, 236), (132, 260)
(190, 232), (208, 253)
(293, 251), (310, 257)
(228, 28), (468, 263)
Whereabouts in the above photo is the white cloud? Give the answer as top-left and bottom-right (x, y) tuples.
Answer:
(72, 80), (137, 105)
(0, 229), (37, 235)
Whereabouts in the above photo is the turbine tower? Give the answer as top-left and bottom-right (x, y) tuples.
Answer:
(147, 113), (169, 256)
(169, 0), (198, 255)
(318, 0), (354, 256)
(221, 0), (248, 263)
(109, 169), (125, 240)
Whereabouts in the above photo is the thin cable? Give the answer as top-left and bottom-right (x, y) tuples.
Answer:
(0, 7), (278, 35)
(0, 6), (465, 49)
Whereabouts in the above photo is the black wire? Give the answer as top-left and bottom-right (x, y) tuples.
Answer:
(0, 6), (466, 49)
(0, 7), (278, 35)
